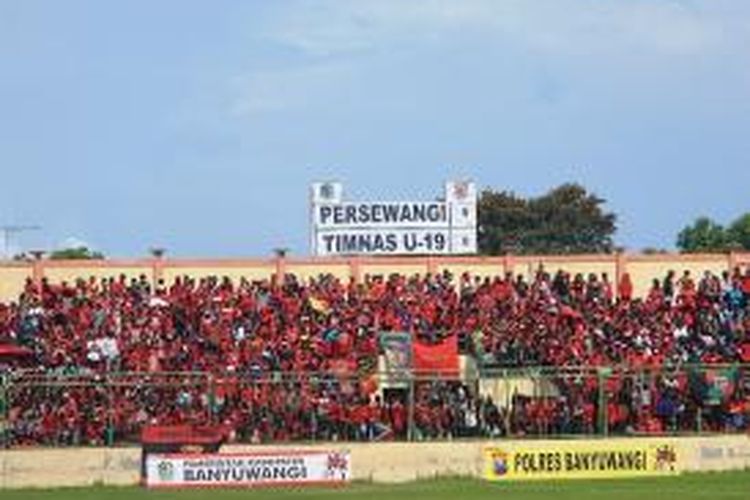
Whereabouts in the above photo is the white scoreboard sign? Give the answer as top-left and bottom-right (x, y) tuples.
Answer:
(310, 181), (477, 256)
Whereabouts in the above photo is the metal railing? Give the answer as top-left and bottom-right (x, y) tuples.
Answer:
(479, 363), (750, 437)
(1, 363), (748, 448)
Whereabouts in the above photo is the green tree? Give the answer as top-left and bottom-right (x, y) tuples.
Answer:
(727, 212), (750, 250)
(476, 190), (533, 254)
(676, 217), (730, 253)
(642, 247), (669, 255)
(48, 246), (105, 260)
(477, 183), (617, 255)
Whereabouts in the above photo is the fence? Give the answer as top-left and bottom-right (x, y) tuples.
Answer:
(1, 364), (748, 448)
(480, 364), (750, 438)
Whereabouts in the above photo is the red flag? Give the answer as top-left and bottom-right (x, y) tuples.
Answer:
(412, 334), (459, 376)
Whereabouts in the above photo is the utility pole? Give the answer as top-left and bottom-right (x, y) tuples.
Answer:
(0, 225), (41, 259)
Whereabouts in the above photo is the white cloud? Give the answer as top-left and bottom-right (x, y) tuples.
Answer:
(58, 236), (92, 250)
(264, 0), (732, 58)
(229, 62), (357, 115)
(228, 0), (748, 118)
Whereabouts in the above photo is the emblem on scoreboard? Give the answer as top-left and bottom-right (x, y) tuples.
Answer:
(319, 182), (336, 200)
(157, 460), (175, 481)
(452, 181), (470, 200)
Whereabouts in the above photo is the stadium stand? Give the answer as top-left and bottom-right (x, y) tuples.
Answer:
(0, 266), (749, 446)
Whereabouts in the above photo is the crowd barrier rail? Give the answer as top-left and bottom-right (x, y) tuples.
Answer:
(1, 363), (748, 448)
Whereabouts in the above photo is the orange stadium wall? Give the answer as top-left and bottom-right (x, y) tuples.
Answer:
(0, 252), (748, 303)
(0, 262), (33, 302)
(1, 436), (749, 488)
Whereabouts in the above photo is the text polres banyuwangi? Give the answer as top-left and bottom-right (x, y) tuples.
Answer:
(512, 450), (649, 473)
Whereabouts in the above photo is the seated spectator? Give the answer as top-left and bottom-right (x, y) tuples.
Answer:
(0, 264), (748, 446)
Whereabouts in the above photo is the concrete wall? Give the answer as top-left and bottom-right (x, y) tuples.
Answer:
(42, 263), (153, 287)
(2, 435), (748, 489)
(627, 255), (729, 298)
(285, 263), (351, 282)
(437, 260), (507, 280)
(0, 252), (748, 302)
(0, 447), (142, 489)
(519, 256), (617, 283)
(162, 260), (276, 285)
(0, 264), (32, 302)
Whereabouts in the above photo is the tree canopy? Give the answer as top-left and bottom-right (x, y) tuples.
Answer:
(727, 213), (750, 250)
(676, 213), (750, 253)
(477, 183), (617, 255)
(48, 246), (105, 260)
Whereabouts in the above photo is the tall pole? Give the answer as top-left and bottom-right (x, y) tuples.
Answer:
(0, 225), (41, 259)
(407, 374), (415, 442)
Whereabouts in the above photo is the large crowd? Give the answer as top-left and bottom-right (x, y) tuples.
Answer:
(1, 265), (749, 446)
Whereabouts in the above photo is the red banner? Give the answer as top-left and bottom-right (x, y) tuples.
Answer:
(141, 425), (228, 445)
(412, 334), (459, 375)
(0, 343), (32, 358)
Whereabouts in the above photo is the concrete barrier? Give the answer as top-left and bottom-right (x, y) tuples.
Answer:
(0, 447), (141, 489)
(1, 436), (748, 489)
(229, 442), (483, 483)
(2, 252), (749, 302)
(680, 435), (750, 472)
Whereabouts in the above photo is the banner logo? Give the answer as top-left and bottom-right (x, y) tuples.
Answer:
(326, 453), (349, 478)
(452, 181), (469, 200)
(157, 461), (175, 482)
(655, 445), (677, 471)
(319, 183), (335, 200)
(491, 450), (509, 476)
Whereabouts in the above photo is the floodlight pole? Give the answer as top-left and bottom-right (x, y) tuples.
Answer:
(0, 225), (41, 259)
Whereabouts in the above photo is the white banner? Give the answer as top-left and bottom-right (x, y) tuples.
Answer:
(315, 228), (474, 255)
(144, 451), (351, 488)
(314, 201), (449, 229)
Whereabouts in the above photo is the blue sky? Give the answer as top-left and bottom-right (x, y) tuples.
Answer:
(1, 0), (748, 257)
